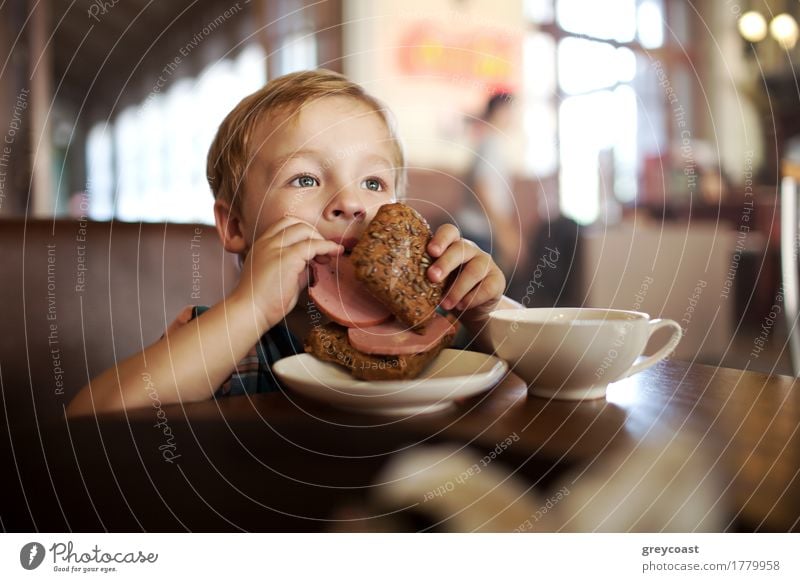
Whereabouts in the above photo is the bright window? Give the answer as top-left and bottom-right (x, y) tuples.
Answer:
(556, 0), (637, 43)
(638, 0), (665, 48)
(276, 31), (318, 77)
(523, 32), (558, 176)
(85, 124), (113, 220)
(86, 43), (268, 223)
(523, 0), (679, 224)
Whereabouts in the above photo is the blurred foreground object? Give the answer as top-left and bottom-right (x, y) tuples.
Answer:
(330, 432), (724, 532)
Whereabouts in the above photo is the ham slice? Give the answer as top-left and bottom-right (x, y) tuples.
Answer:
(347, 314), (456, 355)
(309, 256), (392, 327)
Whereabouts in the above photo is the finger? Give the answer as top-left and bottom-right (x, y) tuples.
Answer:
(264, 222), (325, 251)
(256, 216), (301, 241)
(286, 238), (344, 265)
(440, 255), (493, 309)
(427, 239), (480, 284)
(453, 271), (506, 312)
(260, 215), (322, 242)
(427, 223), (461, 258)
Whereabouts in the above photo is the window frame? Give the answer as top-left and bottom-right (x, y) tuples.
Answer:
(524, 0), (699, 220)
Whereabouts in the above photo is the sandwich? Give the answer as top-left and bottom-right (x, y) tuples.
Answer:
(305, 203), (458, 380)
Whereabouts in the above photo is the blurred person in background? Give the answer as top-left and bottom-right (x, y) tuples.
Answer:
(458, 92), (523, 276)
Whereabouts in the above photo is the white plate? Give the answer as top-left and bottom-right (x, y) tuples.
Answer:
(273, 349), (508, 416)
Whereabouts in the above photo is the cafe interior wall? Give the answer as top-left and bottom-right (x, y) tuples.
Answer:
(701, 0), (766, 187)
(338, 0), (774, 221)
(342, 0), (526, 178)
(340, 1), (765, 201)
(691, 0), (800, 188)
(0, 10), (27, 217)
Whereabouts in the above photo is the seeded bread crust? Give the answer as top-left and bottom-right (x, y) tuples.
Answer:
(350, 203), (443, 329)
(304, 323), (454, 381)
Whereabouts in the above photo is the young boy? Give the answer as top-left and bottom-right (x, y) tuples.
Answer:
(67, 70), (521, 416)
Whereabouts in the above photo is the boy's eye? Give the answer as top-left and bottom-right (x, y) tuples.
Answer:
(361, 178), (384, 192)
(291, 175), (319, 188)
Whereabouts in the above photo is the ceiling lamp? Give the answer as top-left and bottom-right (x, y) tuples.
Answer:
(769, 13), (799, 49)
(738, 11), (768, 42)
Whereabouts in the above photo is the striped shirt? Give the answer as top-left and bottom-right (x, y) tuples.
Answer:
(164, 305), (301, 398)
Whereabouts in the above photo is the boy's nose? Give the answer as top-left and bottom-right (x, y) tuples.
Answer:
(325, 186), (367, 221)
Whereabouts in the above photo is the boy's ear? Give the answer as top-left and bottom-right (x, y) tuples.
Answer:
(213, 200), (248, 255)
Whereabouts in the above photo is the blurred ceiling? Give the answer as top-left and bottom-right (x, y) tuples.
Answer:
(50, 0), (256, 120)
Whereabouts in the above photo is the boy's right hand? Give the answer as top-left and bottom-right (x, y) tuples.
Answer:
(231, 216), (344, 331)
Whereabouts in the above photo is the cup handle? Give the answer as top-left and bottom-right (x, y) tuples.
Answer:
(619, 319), (683, 380)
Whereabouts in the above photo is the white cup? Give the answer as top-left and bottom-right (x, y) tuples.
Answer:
(487, 308), (682, 400)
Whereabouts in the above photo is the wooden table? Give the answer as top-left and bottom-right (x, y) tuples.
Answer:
(3, 359), (798, 532)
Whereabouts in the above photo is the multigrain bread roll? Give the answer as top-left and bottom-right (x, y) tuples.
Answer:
(350, 203), (443, 329)
(304, 202), (456, 381)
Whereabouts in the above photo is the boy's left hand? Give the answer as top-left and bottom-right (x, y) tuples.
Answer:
(426, 224), (506, 321)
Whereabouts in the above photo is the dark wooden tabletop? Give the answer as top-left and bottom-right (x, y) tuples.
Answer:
(4, 359), (799, 532)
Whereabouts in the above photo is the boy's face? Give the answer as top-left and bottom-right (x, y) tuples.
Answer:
(238, 95), (398, 249)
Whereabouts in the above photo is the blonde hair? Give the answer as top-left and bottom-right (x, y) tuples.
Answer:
(207, 69), (406, 211)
